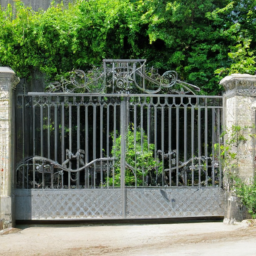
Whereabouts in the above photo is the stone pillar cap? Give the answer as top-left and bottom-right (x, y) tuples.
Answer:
(220, 74), (256, 85)
(220, 74), (256, 95)
(0, 67), (20, 88)
(0, 67), (16, 74)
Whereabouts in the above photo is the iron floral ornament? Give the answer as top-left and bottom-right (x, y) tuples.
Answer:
(46, 59), (200, 94)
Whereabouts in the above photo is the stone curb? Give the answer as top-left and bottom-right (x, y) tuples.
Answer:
(0, 227), (21, 236)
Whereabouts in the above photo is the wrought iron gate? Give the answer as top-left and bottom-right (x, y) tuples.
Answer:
(15, 60), (225, 220)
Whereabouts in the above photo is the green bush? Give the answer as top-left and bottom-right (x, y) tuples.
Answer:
(232, 176), (256, 218)
(108, 126), (162, 186)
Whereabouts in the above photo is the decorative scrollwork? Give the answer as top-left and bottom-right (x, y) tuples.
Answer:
(16, 150), (115, 188)
(16, 148), (220, 188)
(160, 71), (178, 88)
(157, 150), (220, 186)
(46, 59), (200, 94)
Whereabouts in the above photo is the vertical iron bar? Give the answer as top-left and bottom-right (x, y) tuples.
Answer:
(40, 104), (44, 188)
(33, 158), (35, 189)
(147, 103), (150, 186)
(68, 103), (72, 189)
(40, 105), (43, 156)
(47, 104), (50, 160)
(217, 108), (221, 188)
(120, 98), (127, 218)
(93, 104), (96, 188)
(176, 107), (179, 186)
(133, 63), (136, 81)
(54, 100), (58, 188)
(212, 109), (216, 187)
(140, 100), (144, 185)
(127, 97), (130, 131)
(154, 105), (158, 185)
(191, 106), (195, 186)
(77, 103), (80, 188)
(126, 63), (129, 90)
(48, 104), (51, 188)
(113, 104), (116, 188)
(147, 104), (150, 149)
(161, 105), (165, 186)
(198, 106), (201, 187)
(134, 104), (137, 188)
(100, 103), (103, 188)
(51, 165), (54, 189)
(204, 99), (208, 186)
(103, 61), (107, 90)
(61, 101), (65, 189)
(32, 100), (35, 189)
(143, 65), (145, 90)
(112, 62), (115, 93)
(184, 105), (187, 186)
(54, 100), (58, 161)
(22, 96), (25, 189)
(107, 104), (110, 188)
(85, 105), (89, 188)
(26, 164), (29, 189)
(168, 105), (172, 186)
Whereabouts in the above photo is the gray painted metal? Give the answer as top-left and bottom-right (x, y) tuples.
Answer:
(47, 59), (200, 94)
(14, 60), (224, 220)
(15, 187), (224, 220)
(15, 93), (224, 220)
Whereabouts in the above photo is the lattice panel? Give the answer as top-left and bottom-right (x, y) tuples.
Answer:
(126, 188), (225, 218)
(15, 188), (225, 220)
(15, 189), (123, 220)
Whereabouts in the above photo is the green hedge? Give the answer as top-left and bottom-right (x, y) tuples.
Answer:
(0, 0), (256, 94)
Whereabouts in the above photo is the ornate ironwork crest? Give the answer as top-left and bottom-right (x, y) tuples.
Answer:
(46, 59), (200, 94)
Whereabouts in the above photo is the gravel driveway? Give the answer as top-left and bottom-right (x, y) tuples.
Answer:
(0, 221), (256, 256)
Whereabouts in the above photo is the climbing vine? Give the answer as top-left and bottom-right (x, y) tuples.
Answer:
(215, 125), (256, 218)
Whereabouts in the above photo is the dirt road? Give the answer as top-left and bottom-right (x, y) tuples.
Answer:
(0, 221), (256, 256)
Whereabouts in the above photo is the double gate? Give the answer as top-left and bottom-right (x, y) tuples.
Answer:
(14, 60), (225, 220)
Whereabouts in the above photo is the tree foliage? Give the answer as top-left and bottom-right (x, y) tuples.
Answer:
(0, 0), (256, 94)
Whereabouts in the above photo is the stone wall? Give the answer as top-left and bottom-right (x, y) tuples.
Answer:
(0, 0), (74, 11)
(0, 67), (19, 230)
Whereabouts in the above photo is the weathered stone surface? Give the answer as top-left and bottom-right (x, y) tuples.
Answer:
(222, 74), (256, 223)
(0, 67), (19, 230)
(222, 74), (256, 180)
(223, 194), (251, 224)
(221, 74), (256, 97)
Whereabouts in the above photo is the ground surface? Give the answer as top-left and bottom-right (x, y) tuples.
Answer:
(0, 221), (256, 255)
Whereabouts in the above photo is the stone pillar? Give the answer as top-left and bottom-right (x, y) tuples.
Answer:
(221, 74), (256, 223)
(0, 67), (19, 230)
